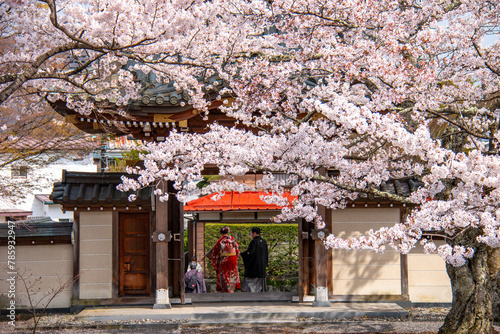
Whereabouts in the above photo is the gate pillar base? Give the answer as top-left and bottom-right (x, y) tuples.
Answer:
(153, 288), (172, 309)
(313, 286), (331, 307)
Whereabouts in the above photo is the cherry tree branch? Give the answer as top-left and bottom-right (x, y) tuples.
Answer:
(426, 108), (490, 140)
(245, 162), (415, 205)
(0, 42), (83, 104)
(472, 41), (500, 77)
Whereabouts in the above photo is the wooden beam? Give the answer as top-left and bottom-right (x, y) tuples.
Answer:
(153, 181), (171, 309)
(112, 211), (119, 298)
(172, 189), (185, 304)
(325, 208), (333, 297)
(167, 182), (180, 298)
(187, 220), (195, 264)
(313, 168), (331, 307)
(73, 212), (80, 303)
(197, 222), (206, 273)
(400, 207), (409, 298)
(298, 219), (305, 302)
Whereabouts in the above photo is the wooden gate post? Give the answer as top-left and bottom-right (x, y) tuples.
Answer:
(153, 181), (171, 309)
(313, 169), (332, 307)
(313, 246), (331, 306)
(312, 204), (332, 307)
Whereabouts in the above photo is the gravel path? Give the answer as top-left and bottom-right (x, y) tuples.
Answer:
(1, 307), (499, 333)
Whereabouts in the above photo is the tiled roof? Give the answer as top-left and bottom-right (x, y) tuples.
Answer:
(0, 209), (33, 216)
(0, 217), (73, 246)
(184, 191), (295, 212)
(1, 136), (99, 151)
(358, 177), (424, 199)
(49, 170), (151, 208)
(35, 194), (53, 204)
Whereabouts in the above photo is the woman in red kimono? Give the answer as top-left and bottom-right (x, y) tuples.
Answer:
(210, 227), (241, 292)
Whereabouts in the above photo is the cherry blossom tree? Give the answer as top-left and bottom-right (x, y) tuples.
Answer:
(0, 1), (99, 203)
(0, 102), (98, 204)
(2, 0), (500, 333)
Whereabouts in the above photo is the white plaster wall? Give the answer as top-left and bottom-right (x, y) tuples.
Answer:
(78, 211), (113, 299)
(30, 203), (74, 222)
(408, 243), (452, 303)
(27, 159), (97, 213)
(46, 204), (75, 221)
(331, 207), (452, 303)
(331, 208), (402, 296)
(30, 199), (44, 217)
(0, 153), (97, 214)
(0, 244), (73, 309)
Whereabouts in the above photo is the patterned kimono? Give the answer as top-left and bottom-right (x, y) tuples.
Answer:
(210, 235), (241, 292)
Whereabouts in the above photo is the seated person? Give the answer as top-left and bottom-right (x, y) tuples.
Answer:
(184, 262), (206, 293)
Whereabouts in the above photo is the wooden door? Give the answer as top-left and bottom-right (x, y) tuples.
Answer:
(119, 212), (150, 295)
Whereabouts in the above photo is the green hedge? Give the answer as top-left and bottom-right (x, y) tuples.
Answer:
(204, 223), (299, 287)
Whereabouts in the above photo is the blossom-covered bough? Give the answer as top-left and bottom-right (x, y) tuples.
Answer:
(2, 0), (500, 332)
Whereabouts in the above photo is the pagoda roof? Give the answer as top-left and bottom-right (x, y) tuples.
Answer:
(49, 71), (241, 141)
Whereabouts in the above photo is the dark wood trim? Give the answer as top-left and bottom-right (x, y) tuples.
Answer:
(0, 221), (72, 246)
(189, 203), (416, 217)
(325, 208), (333, 296)
(308, 222), (316, 294)
(193, 219), (298, 224)
(150, 210), (156, 297)
(299, 219), (314, 301)
(298, 219), (304, 302)
(112, 210), (119, 298)
(118, 214), (124, 296)
(179, 201), (185, 304)
(167, 181), (183, 300)
(315, 195), (328, 289)
(401, 254), (409, 298)
(155, 182), (169, 292)
(220, 219), (290, 224)
(73, 212), (80, 303)
(197, 222), (206, 273)
(314, 239), (328, 288)
(400, 207), (409, 298)
(61, 205), (150, 212)
(345, 202), (416, 208)
(2, 236), (71, 246)
(187, 219), (195, 262)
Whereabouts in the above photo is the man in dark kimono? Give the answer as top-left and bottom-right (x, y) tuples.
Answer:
(241, 227), (268, 292)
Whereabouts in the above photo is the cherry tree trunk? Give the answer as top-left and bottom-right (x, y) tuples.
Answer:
(438, 242), (496, 334)
(489, 248), (500, 323)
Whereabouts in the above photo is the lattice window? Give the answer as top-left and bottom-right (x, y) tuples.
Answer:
(11, 165), (29, 178)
